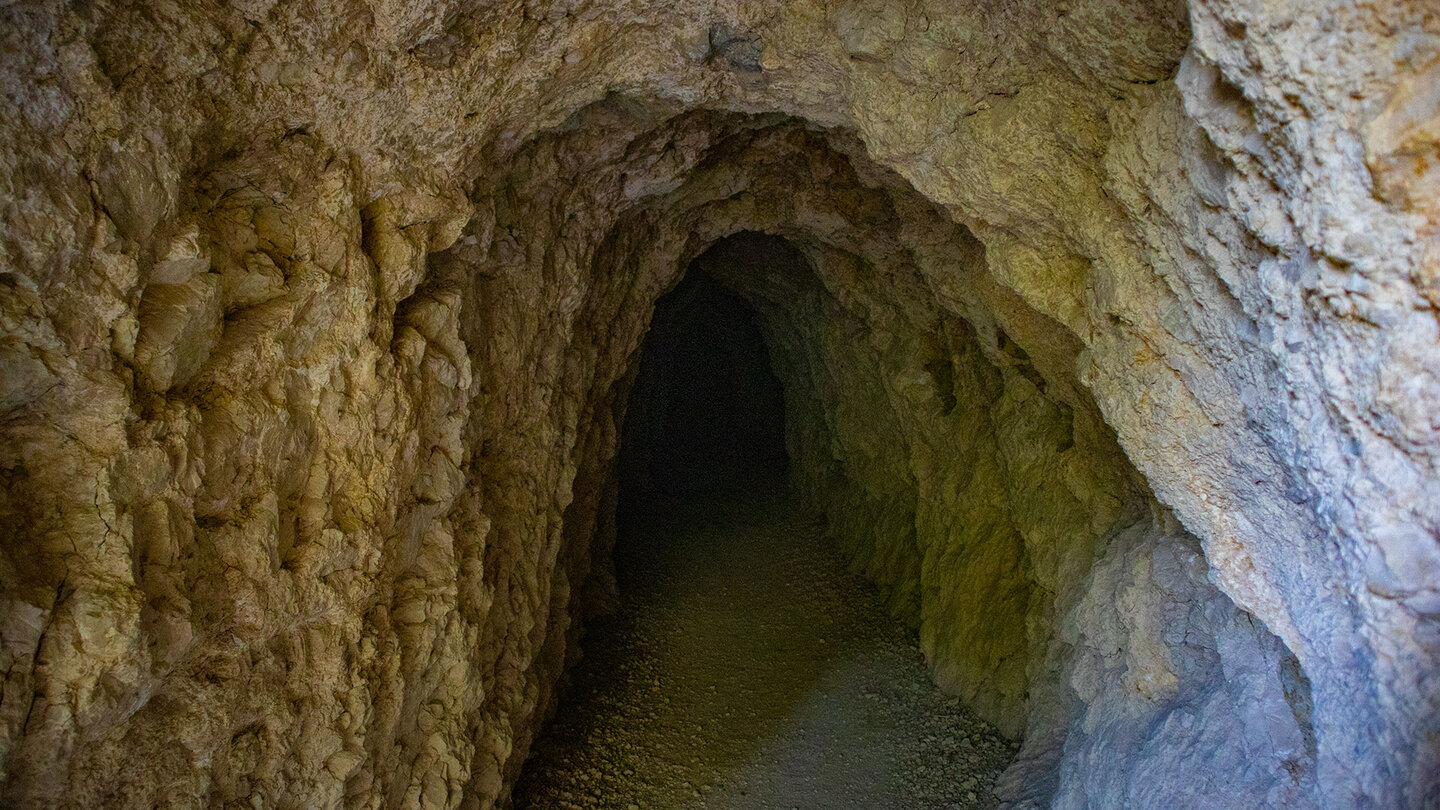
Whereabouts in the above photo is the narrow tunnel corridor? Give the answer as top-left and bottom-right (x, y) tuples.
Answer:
(514, 258), (1016, 808)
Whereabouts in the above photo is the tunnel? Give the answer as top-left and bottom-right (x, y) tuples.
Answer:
(513, 234), (1029, 807)
(1, 2), (1438, 809)
(615, 257), (788, 500)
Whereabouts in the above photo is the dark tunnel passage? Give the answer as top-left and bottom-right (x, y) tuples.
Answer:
(616, 268), (789, 500)
(514, 244), (1020, 809)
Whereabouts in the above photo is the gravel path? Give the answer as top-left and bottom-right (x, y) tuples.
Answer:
(514, 491), (1017, 809)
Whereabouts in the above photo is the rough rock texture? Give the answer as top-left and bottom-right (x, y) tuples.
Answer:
(0, 0), (1436, 808)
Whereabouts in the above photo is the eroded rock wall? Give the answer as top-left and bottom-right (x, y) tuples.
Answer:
(1, 0), (1436, 807)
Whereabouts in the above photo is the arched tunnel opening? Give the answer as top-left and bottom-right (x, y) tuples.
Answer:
(1, 4), (1435, 809)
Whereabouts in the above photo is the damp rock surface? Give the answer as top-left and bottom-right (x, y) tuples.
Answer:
(515, 490), (1017, 810)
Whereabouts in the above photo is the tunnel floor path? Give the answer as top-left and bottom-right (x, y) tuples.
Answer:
(514, 489), (1017, 809)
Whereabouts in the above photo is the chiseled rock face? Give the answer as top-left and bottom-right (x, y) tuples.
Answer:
(0, 0), (1435, 808)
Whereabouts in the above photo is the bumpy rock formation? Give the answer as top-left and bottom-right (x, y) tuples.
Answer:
(0, 0), (1436, 807)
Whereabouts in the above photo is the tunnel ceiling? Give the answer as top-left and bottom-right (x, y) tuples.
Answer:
(1, 0), (1438, 808)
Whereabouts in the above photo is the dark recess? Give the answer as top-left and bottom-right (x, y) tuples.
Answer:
(617, 268), (788, 502)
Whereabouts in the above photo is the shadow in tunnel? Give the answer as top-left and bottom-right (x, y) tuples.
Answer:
(616, 269), (789, 501)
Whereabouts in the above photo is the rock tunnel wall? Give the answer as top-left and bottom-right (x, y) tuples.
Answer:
(0, 0), (1437, 807)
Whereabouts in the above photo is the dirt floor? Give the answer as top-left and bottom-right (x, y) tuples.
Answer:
(513, 490), (1018, 810)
